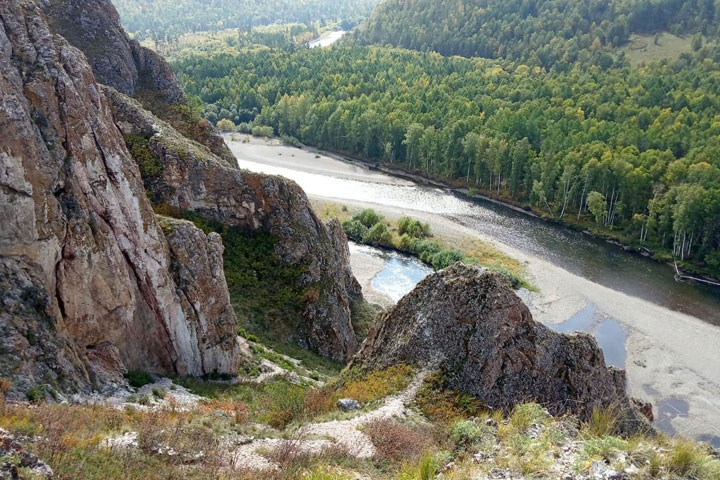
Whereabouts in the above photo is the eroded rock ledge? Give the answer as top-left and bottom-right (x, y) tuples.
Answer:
(352, 263), (652, 434)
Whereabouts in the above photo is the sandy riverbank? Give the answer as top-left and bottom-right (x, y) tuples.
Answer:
(228, 135), (720, 445)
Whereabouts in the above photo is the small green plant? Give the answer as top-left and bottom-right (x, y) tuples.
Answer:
(151, 387), (166, 400)
(451, 419), (493, 452)
(395, 453), (439, 480)
(584, 407), (617, 437)
(237, 328), (260, 343)
(26, 385), (45, 404)
(124, 370), (154, 389)
(666, 439), (720, 478)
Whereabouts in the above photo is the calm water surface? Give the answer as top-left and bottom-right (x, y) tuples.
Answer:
(234, 147), (720, 326)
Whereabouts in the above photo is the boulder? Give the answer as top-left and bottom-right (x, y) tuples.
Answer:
(337, 398), (362, 412)
(0, 428), (53, 479)
(352, 264), (652, 434)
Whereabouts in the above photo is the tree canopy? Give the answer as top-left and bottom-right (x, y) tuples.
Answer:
(174, 44), (720, 275)
(352, 0), (720, 68)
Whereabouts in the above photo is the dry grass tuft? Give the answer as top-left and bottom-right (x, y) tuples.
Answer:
(364, 419), (435, 464)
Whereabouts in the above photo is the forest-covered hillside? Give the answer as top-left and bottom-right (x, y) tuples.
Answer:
(112, 0), (380, 42)
(353, 0), (719, 68)
(175, 45), (720, 276)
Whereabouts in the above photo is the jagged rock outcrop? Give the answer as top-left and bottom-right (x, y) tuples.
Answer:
(352, 264), (652, 434)
(41, 0), (236, 165)
(105, 88), (361, 362)
(0, 428), (53, 480)
(159, 216), (248, 373)
(41, 0), (182, 103)
(0, 0), (242, 396)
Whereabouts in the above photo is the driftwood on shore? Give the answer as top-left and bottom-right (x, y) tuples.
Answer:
(674, 261), (720, 287)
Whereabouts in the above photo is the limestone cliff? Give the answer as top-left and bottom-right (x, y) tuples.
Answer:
(105, 88), (361, 362)
(0, 0), (242, 397)
(352, 264), (652, 434)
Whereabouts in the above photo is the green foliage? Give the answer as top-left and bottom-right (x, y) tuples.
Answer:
(124, 370), (154, 389)
(221, 227), (305, 340)
(666, 439), (720, 479)
(397, 216), (430, 238)
(151, 387), (166, 400)
(354, 0), (718, 68)
(341, 219), (369, 240)
(114, 0), (379, 42)
(175, 45), (720, 277)
(124, 135), (161, 179)
(395, 453), (439, 480)
(362, 222), (393, 246)
(250, 125), (274, 137)
(26, 386), (45, 404)
(450, 420), (494, 452)
(353, 209), (382, 228)
(216, 118), (236, 132)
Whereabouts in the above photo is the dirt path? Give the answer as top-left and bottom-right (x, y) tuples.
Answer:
(231, 370), (429, 471)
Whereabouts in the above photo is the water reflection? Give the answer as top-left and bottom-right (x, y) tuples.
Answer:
(235, 153), (720, 326)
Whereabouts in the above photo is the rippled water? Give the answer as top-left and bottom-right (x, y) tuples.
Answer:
(349, 243), (433, 302)
(235, 151), (720, 326)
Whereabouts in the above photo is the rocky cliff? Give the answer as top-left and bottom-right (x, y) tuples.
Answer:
(0, 0), (243, 397)
(40, 0), (236, 165)
(104, 88), (361, 362)
(352, 264), (652, 434)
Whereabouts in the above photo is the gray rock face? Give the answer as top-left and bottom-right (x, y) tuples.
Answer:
(105, 88), (362, 362)
(337, 398), (362, 412)
(0, 0), (242, 396)
(0, 428), (53, 479)
(352, 264), (652, 434)
(41, 0), (183, 103)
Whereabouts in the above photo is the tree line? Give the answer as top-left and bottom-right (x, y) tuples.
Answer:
(352, 0), (720, 68)
(113, 0), (380, 43)
(175, 45), (720, 276)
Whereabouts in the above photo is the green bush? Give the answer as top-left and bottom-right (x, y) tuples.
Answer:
(429, 249), (465, 269)
(398, 216), (430, 238)
(26, 385), (45, 404)
(124, 370), (154, 389)
(151, 387), (166, 400)
(352, 209), (382, 228)
(451, 420), (493, 451)
(362, 222), (393, 247)
(251, 125), (274, 137)
(342, 219), (369, 240)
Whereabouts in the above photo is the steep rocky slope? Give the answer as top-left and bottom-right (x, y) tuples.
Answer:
(0, 0), (243, 397)
(40, 0), (236, 165)
(104, 87), (362, 362)
(352, 264), (653, 434)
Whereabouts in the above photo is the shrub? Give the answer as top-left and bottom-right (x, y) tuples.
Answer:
(251, 125), (274, 137)
(151, 387), (166, 400)
(216, 118), (236, 132)
(397, 216), (430, 238)
(362, 222), (393, 247)
(364, 419), (434, 464)
(124, 134), (161, 179)
(415, 372), (485, 424)
(261, 381), (307, 429)
(352, 209), (382, 228)
(281, 135), (303, 147)
(342, 219), (369, 241)
(429, 248), (465, 269)
(451, 419), (494, 452)
(395, 453), (439, 480)
(124, 370), (154, 389)
(26, 385), (45, 404)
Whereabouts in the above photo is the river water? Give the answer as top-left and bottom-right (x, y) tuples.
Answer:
(227, 135), (720, 444)
(308, 30), (346, 48)
(230, 139), (720, 325)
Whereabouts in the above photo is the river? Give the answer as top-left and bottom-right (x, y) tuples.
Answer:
(308, 30), (346, 48)
(226, 134), (720, 445)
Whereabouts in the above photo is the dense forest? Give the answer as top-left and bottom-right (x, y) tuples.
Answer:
(175, 45), (720, 275)
(112, 0), (380, 42)
(353, 0), (720, 68)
